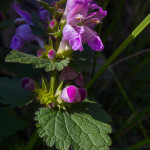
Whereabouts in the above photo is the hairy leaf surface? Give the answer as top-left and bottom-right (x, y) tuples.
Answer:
(35, 100), (112, 150)
(5, 50), (69, 72)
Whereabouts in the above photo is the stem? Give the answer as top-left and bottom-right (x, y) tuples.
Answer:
(86, 13), (150, 90)
(50, 70), (57, 94)
(24, 129), (38, 150)
(109, 48), (150, 68)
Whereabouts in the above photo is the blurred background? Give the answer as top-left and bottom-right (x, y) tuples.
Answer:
(0, 0), (150, 149)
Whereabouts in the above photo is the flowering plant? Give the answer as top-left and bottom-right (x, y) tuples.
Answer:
(1, 0), (149, 149)
(4, 0), (112, 149)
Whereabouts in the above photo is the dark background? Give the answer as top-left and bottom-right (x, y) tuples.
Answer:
(0, 0), (150, 149)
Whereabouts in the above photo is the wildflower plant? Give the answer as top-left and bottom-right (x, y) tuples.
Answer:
(0, 0), (149, 148)
(4, 0), (113, 149)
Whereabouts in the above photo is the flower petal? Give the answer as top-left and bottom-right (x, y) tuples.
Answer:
(13, 3), (32, 24)
(88, 34), (104, 51)
(16, 24), (37, 41)
(38, 7), (50, 21)
(10, 34), (25, 50)
(83, 7), (107, 27)
(76, 26), (95, 43)
(67, 2), (88, 25)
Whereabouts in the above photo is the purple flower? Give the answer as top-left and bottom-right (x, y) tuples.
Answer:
(62, 0), (107, 51)
(38, 7), (50, 21)
(78, 88), (87, 102)
(13, 2), (32, 24)
(21, 77), (36, 91)
(48, 50), (56, 59)
(37, 49), (44, 57)
(10, 35), (25, 50)
(10, 3), (44, 50)
(15, 24), (37, 41)
(61, 85), (80, 103)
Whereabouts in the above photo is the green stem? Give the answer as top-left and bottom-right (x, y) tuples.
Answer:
(86, 13), (150, 90)
(125, 138), (150, 150)
(24, 129), (38, 150)
(50, 70), (57, 94)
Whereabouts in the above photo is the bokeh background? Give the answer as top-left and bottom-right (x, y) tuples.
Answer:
(0, 0), (150, 149)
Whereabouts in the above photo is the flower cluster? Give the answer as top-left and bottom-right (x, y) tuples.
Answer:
(62, 0), (107, 51)
(10, 3), (45, 50)
(10, 0), (107, 109)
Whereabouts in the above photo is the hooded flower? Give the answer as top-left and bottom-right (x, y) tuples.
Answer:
(10, 3), (44, 50)
(62, 0), (107, 51)
(38, 7), (50, 21)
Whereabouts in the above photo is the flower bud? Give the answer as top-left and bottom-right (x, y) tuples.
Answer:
(48, 49), (56, 59)
(61, 85), (80, 103)
(21, 77), (36, 91)
(38, 7), (50, 21)
(37, 49), (44, 57)
(49, 20), (56, 28)
(78, 88), (87, 102)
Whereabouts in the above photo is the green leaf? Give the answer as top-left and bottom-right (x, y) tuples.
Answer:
(0, 78), (32, 107)
(35, 100), (112, 150)
(5, 50), (69, 72)
(0, 108), (28, 141)
(0, 19), (14, 29)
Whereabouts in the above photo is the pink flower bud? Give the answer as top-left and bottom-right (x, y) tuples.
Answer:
(61, 85), (80, 103)
(49, 20), (56, 28)
(37, 49), (44, 57)
(21, 77), (36, 91)
(48, 49), (56, 59)
(78, 88), (87, 102)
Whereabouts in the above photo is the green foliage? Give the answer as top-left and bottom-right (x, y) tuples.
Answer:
(0, 108), (28, 141)
(35, 100), (112, 150)
(5, 50), (69, 72)
(0, 78), (32, 107)
(70, 46), (94, 72)
(0, 19), (14, 29)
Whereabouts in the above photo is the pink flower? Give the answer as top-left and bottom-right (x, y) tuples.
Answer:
(48, 50), (56, 59)
(63, 0), (107, 51)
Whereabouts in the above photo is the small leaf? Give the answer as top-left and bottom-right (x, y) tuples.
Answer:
(35, 100), (112, 150)
(0, 78), (32, 107)
(5, 50), (69, 72)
